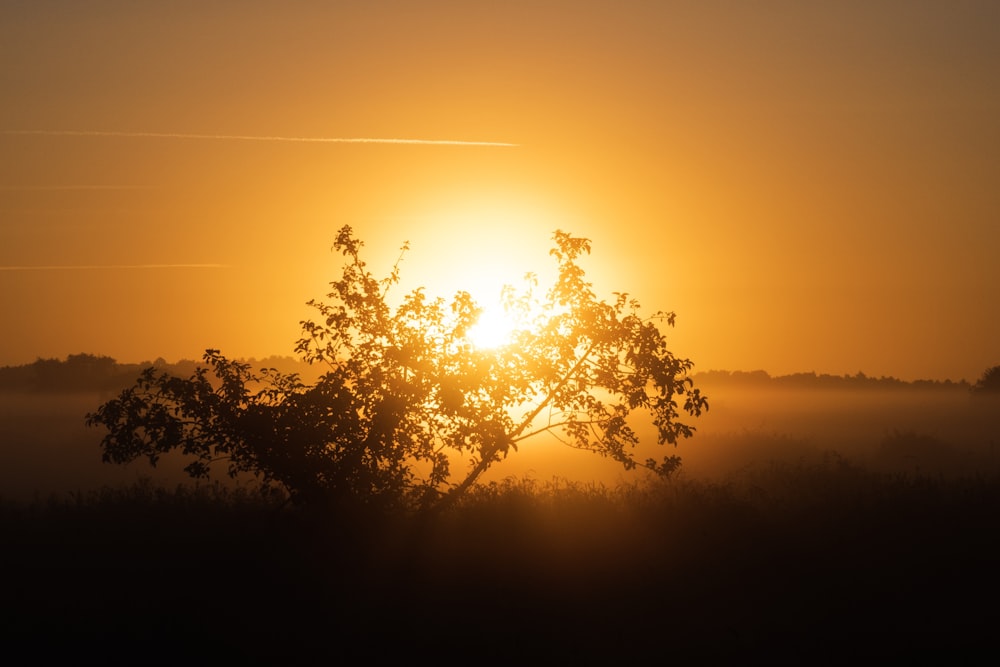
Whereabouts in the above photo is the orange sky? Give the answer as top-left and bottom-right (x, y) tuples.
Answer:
(1, 1), (998, 381)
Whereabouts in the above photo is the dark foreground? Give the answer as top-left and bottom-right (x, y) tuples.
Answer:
(3, 461), (999, 665)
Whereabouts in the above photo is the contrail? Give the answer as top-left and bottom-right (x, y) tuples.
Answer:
(0, 185), (154, 191)
(0, 264), (230, 271)
(1, 129), (519, 147)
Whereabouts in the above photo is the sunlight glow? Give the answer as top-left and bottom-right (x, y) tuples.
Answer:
(466, 305), (519, 349)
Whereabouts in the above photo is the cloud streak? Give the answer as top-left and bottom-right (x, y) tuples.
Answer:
(0, 264), (230, 271)
(1, 129), (519, 147)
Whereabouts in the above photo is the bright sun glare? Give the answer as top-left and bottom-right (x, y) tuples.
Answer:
(466, 305), (518, 349)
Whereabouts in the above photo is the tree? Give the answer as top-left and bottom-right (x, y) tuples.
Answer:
(972, 365), (1000, 394)
(86, 226), (708, 514)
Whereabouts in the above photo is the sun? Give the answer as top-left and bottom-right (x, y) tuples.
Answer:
(466, 304), (518, 349)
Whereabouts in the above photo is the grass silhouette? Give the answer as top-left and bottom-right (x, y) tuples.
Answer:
(3, 461), (999, 663)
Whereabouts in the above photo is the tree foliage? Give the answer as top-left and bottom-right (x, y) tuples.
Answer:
(972, 365), (1000, 394)
(87, 227), (707, 513)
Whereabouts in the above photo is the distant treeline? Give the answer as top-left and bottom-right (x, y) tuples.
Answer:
(0, 353), (305, 394)
(692, 369), (971, 391)
(0, 354), (974, 394)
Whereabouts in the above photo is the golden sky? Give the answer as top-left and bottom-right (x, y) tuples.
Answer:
(1, 1), (998, 381)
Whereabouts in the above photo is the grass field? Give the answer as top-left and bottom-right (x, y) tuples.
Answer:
(3, 467), (999, 663)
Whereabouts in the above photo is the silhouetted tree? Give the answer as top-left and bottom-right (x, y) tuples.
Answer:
(972, 365), (1000, 394)
(86, 227), (707, 513)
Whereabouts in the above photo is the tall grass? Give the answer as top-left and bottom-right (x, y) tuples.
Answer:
(3, 461), (998, 663)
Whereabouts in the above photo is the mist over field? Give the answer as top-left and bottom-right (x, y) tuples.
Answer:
(478, 378), (1000, 488)
(683, 378), (999, 479)
(0, 356), (304, 501)
(2, 358), (995, 502)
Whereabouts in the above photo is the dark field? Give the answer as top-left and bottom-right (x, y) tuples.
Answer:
(4, 470), (1000, 664)
(2, 383), (999, 663)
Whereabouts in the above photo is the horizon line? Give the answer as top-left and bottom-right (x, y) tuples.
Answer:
(1, 129), (520, 147)
(0, 354), (974, 384)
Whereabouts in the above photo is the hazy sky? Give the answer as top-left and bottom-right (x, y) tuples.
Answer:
(2, 1), (998, 381)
